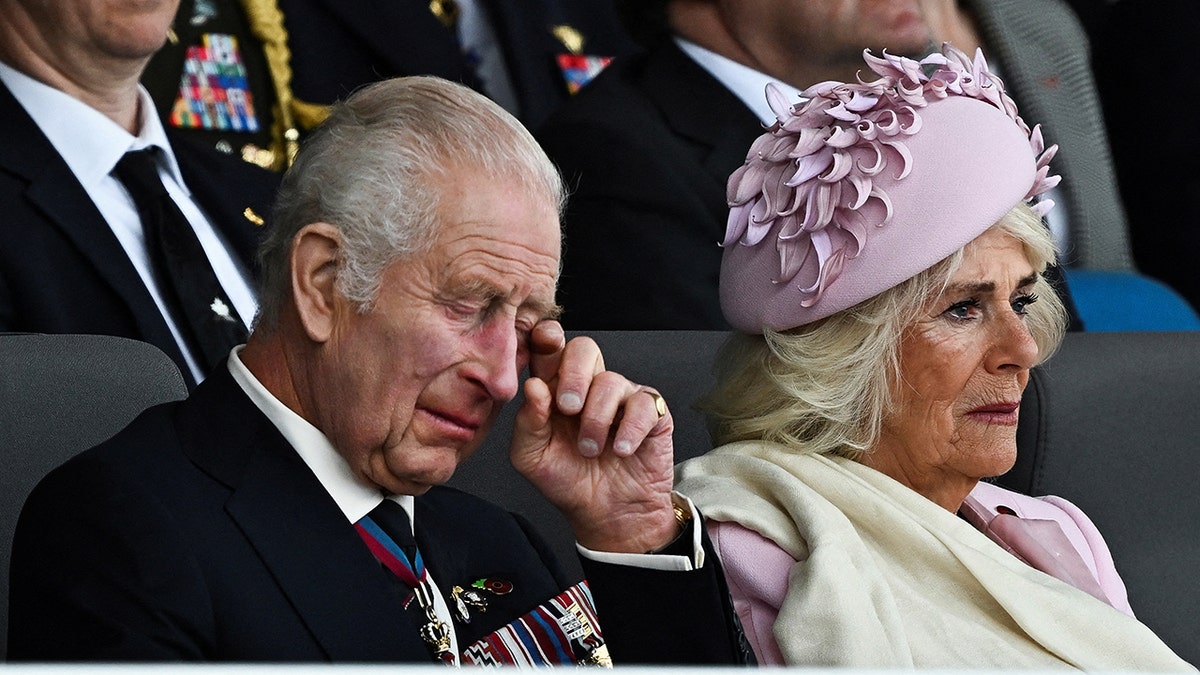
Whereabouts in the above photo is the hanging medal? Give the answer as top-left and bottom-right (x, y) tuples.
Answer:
(355, 516), (455, 664)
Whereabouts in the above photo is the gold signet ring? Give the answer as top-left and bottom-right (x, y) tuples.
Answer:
(644, 390), (667, 419)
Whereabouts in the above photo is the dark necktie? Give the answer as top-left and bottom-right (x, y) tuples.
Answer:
(355, 500), (455, 663)
(365, 498), (419, 561)
(111, 148), (248, 373)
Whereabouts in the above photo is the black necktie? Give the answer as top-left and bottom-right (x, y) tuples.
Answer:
(366, 499), (420, 562)
(112, 148), (247, 372)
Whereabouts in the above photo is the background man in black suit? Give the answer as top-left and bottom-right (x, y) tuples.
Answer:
(536, 0), (943, 329)
(0, 0), (279, 388)
(536, 0), (1089, 331)
(8, 75), (746, 665)
(276, 0), (637, 132)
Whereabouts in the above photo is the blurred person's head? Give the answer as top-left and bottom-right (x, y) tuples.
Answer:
(0, 0), (182, 131)
(620, 0), (951, 88)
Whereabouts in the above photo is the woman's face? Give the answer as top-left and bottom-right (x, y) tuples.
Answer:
(863, 228), (1041, 511)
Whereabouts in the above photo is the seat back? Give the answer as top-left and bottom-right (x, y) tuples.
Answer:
(0, 333), (188, 659)
(1064, 269), (1200, 331)
(1000, 331), (1200, 664)
(449, 330), (729, 581)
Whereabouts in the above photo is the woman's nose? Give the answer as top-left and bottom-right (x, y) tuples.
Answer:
(987, 309), (1039, 373)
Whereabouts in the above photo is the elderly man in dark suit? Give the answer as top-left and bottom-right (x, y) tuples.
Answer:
(0, 0), (279, 389)
(536, 0), (1108, 331)
(7, 75), (747, 665)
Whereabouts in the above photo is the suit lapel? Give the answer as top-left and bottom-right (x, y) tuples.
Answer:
(0, 80), (192, 378)
(479, 0), (563, 125)
(412, 488), (566, 646)
(641, 44), (764, 185)
(177, 368), (430, 661)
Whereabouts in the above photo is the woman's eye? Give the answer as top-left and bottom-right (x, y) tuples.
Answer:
(1011, 293), (1039, 316)
(944, 299), (980, 320)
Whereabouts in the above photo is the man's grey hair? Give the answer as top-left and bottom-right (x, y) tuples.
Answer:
(254, 75), (566, 328)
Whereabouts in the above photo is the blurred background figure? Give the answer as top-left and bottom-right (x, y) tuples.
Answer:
(536, 0), (1126, 330)
(0, 0), (279, 389)
(141, 0), (285, 169)
(1063, 0), (1200, 315)
(143, 0), (637, 170)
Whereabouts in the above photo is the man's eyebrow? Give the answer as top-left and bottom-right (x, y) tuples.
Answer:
(537, 302), (564, 321)
(520, 294), (562, 321)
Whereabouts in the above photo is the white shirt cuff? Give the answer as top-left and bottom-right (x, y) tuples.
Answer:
(574, 494), (705, 571)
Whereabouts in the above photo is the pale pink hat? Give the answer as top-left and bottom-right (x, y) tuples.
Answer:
(720, 43), (1060, 333)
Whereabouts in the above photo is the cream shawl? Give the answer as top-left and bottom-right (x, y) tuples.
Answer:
(675, 442), (1193, 670)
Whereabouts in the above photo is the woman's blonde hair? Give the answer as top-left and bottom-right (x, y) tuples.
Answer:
(700, 203), (1067, 458)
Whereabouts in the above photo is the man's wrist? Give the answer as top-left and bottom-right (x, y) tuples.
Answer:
(649, 492), (695, 555)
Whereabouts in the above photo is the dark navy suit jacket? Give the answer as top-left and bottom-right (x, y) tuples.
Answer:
(536, 42), (762, 330)
(0, 80), (280, 389)
(277, 0), (637, 130)
(7, 364), (745, 664)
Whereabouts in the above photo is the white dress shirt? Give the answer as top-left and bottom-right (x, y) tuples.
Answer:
(0, 62), (258, 384)
(676, 37), (804, 126)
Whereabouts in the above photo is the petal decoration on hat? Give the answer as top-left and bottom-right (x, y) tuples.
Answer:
(723, 42), (1061, 308)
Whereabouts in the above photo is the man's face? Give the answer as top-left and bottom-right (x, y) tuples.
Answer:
(311, 172), (561, 496)
(14, 0), (179, 62)
(719, 0), (934, 79)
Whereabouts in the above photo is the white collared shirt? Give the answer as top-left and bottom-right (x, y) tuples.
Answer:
(0, 62), (257, 384)
(675, 37), (804, 126)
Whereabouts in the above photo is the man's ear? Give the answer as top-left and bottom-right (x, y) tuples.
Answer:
(290, 222), (343, 343)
